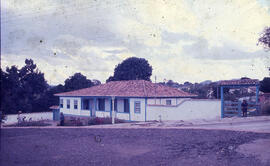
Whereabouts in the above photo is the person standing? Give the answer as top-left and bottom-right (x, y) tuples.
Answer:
(241, 100), (248, 117)
(60, 112), (65, 126)
(17, 111), (22, 124)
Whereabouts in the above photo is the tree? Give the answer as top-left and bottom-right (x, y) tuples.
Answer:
(41, 84), (65, 110)
(1, 59), (48, 114)
(92, 79), (101, 86)
(107, 57), (152, 82)
(260, 77), (270, 93)
(19, 59), (48, 113)
(258, 26), (270, 51)
(64, 73), (93, 91)
(1, 66), (22, 114)
(212, 85), (230, 99)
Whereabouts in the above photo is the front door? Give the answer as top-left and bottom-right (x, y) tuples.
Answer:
(53, 109), (60, 121)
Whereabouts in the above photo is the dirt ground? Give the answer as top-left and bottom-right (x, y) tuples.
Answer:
(1, 128), (270, 166)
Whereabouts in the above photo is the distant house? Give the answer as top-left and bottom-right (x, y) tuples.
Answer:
(55, 80), (221, 121)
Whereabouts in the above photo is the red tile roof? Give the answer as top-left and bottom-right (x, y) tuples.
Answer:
(55, 80), (196, 98)
(218, 79), (259, 86)
(49, 105), (60, 109)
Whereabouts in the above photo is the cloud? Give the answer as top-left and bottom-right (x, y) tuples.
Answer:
(182, 37), (269, 60)
(1, 0), (270, 85)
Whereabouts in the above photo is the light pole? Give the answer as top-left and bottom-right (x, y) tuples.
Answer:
(111, 96), (115, 124)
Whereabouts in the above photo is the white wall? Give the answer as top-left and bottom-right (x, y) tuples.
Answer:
(60, 97), (91, 116)
(130, 98), (146, 121)
(147, 99), (221, 121)
(116, 112), (129, 120)
(3, 112), (53, 125)
(105, 99), (110, 111)
(95, 111), (110, 118)
(148, 98), (187, 105)
(117, 99), (124, 112)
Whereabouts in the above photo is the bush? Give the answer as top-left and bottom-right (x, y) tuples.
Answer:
(1, 111), (6, 124)
(60, 117), (84, 126)
(261, 103), (270, 115)
(4, 120), (51, 127)
(88, 117), (126, 125)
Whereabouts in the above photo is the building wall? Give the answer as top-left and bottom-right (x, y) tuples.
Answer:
(95, 111), (111, 118)
(60, 97), (91, 116)
(116, 112), (129, 120)
(117, 99), (124, 112)
(129, 98), (146, 121)
(147, 98), (187, 105)
(3, 112), (53, 125)
(59, 97), (220, 122)
(146, 99), (221, 121)
(105, 98), (110, 111)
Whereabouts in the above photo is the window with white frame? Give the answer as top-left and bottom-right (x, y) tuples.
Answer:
(166, 100), (171, 105)
(60, 99), (63, 108)
(74, 100), (78, 109)
(67, 99), (70, 109)
(134, 101), (141, 113)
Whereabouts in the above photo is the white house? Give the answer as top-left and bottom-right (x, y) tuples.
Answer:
(55, 80), (221, 121)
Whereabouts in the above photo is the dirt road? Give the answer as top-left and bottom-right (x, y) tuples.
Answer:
(1, 128), (270, 166)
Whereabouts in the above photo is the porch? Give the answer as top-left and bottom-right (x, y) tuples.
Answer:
(80, 97), (130, 120)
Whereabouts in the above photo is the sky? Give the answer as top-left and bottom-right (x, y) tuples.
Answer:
(1, 0), (270, 85)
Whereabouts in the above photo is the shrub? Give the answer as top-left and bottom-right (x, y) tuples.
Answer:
(88, 117), (126, 125)
(61, 117), (83, 126)
(261, 103), (270, 115)
(1, 111), (6, 124)
(5, 120), (51, 127)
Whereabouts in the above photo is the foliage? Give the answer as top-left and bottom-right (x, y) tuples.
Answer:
(107, 57), (152, 82)
(41, 84), (65, 111)
(59, 117), (126, 126)
(1, 59), (100, 115)
(1, 59), (48, 114)
(64, 73), (94, 91)
(1, 111), (6, 123)
(258, 26), (270, 51)
(4, 120), (51, 127)
(260, 77), (270, 93)
(261, 103), (270, 115)
(212, 86), (230, 99)
(88, 117), (126, 125)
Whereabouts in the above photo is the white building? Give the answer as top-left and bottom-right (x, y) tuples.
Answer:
(55, 80), (221, 121)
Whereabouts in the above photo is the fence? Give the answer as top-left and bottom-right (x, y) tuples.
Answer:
(223, 101), (260, 118)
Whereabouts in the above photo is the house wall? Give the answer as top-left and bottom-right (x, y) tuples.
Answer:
(116, 112), (129, 120)
(130, 98), (146, 121)
(147, 98), (187, 105)
(3, 112), (53, 125)
(117, 99), (124, 112)
(146, 99), (221, 121)
(60, 97), (91, 117)
(95, 111), (111, 118)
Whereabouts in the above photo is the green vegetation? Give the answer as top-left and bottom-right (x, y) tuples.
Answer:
(107, 57), (152, 82)
(0, 59), (101, 115)
(4, 120), (51, 127)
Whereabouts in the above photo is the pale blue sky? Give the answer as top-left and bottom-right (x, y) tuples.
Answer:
(1, 0), (269, 85)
